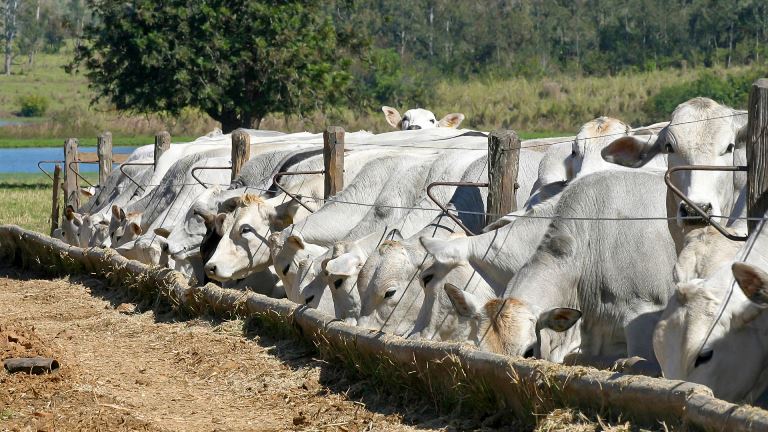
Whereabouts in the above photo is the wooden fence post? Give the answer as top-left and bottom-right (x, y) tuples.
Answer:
(323, 126), (345, 198)
(64, 138), (80, 210)
(748, 78), (768, 234)
(97, 131), (112, 185)
(231, 129), (251, 181)
(50, 164), (62, 236)
(486, 129), (521, 227)
(154, 131), (171, 170)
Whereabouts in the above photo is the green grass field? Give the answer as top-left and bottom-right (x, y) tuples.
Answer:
(0, 173), (99, 233)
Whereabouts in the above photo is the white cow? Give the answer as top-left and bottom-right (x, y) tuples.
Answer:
(602, 97), (747, 229)
(382, 106), (464, 130)
(446, 171), (678, 364)
(653, 218), (768, 403)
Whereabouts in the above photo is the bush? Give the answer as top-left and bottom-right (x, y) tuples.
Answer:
(16, 95), (49, 117)
(644, 69), (762, 120)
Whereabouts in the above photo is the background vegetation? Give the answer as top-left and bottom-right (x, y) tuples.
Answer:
(1, 0), (767, 144)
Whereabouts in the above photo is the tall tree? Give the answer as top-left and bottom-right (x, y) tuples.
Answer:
(2, 0), (21, 75)
(72, 0), (354, 132)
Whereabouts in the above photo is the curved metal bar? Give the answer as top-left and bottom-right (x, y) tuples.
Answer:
(271, 170), (325, 213)
(665, 165), (748, 241)
(68, 161), (97, 188)
(190, 165), (232, 189)
(119, 161), (155, 193)
(37, 160), (64, 182)
(426, 181), (490, 236)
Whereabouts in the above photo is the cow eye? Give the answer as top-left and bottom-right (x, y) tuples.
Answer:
(384, 288), (397, 299)
(523, 346), (535, 358)
(420, 273), (434, 286)
(694, 348), (714, 367)
(281, 264), (290, 275)
(333, 278), (343, 289)
(664, 143), (674, 153)
(724, 143), (735, 154)
(430, 119), (436, 124)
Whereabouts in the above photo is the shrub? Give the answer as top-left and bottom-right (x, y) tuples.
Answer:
(644, 69), (762, 120)
(16, 95), (49, 117)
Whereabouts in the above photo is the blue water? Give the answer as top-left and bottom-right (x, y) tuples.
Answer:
(0, 147), (136, 173)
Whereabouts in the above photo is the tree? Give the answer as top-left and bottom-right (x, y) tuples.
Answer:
(71, 0), (354, 132)
(2, 0), (21, 75)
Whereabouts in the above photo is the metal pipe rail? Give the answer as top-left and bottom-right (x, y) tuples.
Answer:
(37, 160), (64, 181)
(119, 161), (155, 193)
(191, 165), (232, 189)
(665, 165), (748, 241)
(271, 170), (325, 213)
(68, 161), (97, 188)
(427, 181), (492, 236)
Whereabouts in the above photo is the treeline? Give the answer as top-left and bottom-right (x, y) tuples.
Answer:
(335, 0), (768, 78)
(1, 0), (88, 74)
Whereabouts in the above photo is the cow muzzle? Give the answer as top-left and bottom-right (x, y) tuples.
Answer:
(678, 201), (713, 226)
(406, 125), (422, 130)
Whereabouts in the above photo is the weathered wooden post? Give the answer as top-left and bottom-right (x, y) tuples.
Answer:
(323, 126), (345, 198)
(154, 131), (171, 170)
(748, 78), (768, 234)
(231, 129), (251, 181)
(50, 164), (62, 236)
(486, 129), (521, 227)
(63, 138), (80, 210)
(97, 131), (113, 184)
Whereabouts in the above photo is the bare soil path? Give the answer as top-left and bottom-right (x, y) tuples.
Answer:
(0, 265), (632, 432)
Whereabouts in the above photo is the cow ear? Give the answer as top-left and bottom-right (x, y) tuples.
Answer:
(438, 112), (465, 129)
(154, 227), (171, 238)
(538, 308), (582, 332)
(601, 134), (661, 168)
(194, 209), (216, 227)
(80, 187), (94, 197)
(382, 106), (403, 129)
(112, 205), (126, 221)
(733, 262), (768, 307)
(129, 222), (142, 236)
(326, 253), (361, 277)
(65, 205), (75, 221)
(444, 283), (483, 318)
(270, 201), (297, 232)
(287, 234), (305, 250)
(214, 213), (228, 236)
(220, 196), (243, 213)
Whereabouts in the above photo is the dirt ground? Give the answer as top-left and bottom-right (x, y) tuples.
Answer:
(0, 265), (636, 432)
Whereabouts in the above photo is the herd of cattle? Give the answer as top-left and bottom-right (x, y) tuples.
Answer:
(53, 101), (768, 405)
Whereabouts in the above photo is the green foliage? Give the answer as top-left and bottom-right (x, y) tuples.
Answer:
(349, 48), (431, 110)
(644, 70), (763, 120)
(16, 94), (49, 117)
(72, 0), (357, 132)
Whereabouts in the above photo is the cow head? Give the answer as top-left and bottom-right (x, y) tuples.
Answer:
(204, 194), (294, 282)
(382, 106), (465, 130)
(653, 262), (768, 402)
(570, 116), (633, 176)
(61, 205), (82, 246)
(356, 236), (426, 336)
(602, 97), (747, 227)
(444, 285), (581, 361)
(269, 230), (327, 302)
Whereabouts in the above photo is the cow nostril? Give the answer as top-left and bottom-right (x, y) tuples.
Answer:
(206, 264), (216, 274)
